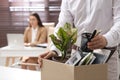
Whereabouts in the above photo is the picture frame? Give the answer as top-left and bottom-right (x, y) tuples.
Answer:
(65, 51), (82, 66)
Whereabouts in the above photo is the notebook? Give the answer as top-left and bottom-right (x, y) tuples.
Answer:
(7, 33), (24, 48)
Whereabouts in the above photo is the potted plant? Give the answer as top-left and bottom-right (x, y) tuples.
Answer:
(49, 22), (77, 62)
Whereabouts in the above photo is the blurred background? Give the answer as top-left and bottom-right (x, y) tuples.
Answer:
(0, 0), (61, 47)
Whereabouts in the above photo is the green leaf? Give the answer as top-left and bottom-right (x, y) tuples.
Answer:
(62, 36), (71, 50)
(61, 50), (67, 61)
(49, 22), (78, 60)
(64, 23), (72, 34)
(49, 34), (62, 51)
(57, 27), (68, 41)
(71, 29), (77, 44)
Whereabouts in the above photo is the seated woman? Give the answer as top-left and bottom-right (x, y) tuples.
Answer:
(21, 13), (47, 70)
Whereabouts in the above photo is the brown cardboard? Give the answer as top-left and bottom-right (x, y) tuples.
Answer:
(41, 59), (107, 80)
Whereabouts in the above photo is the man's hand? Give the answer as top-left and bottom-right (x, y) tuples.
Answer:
(38, 50), (57, 68)
(87, 35), (107, 50)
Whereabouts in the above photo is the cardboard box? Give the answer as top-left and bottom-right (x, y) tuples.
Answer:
(41, 59), (108, 80)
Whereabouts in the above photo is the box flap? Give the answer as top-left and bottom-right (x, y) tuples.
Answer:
(41, 59), (75, 80)
(74, 64), (107, 80)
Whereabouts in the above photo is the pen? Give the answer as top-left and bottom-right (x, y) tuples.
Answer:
(89, 30), (97, 41)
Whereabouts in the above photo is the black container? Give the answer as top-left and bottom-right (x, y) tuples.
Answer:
(81, 33), (93, 52)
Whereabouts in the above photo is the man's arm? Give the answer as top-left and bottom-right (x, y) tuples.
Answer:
(103, 0), (120, 47)
(50, 0), (74, 56)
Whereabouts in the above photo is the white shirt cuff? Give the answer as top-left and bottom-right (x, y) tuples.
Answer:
(50, 45), (62, 56)
(103, 33), (117, 47)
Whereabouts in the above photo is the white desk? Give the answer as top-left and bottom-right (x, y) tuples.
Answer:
(0, 66), (41, 80)
(0, 46), (47, 66)
(0, 46), (47, 57)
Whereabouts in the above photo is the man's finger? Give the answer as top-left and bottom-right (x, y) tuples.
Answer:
(40, 51), (49, 58)
(44, 52), (53, 59)
(38, 52), (47, 68)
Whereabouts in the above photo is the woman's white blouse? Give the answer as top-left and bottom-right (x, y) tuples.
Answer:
(31, 27), (38, 43)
